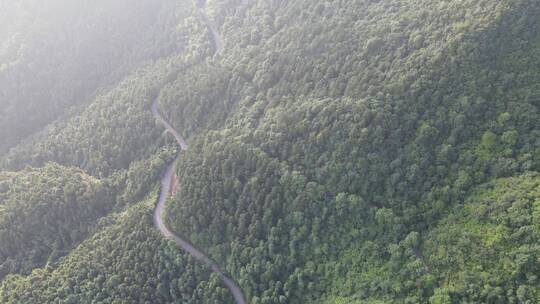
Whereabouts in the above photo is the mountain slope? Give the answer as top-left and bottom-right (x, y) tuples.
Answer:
(0, 196), (233, 304)
(162, 0), (540, 302)
(0, 0), (539, 303)
(0, 164), (113, 279)
(325, 173), (540, 303)
(0, 0), (183, 154)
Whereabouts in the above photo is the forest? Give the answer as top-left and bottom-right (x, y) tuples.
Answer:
(0, 0), (539, 303)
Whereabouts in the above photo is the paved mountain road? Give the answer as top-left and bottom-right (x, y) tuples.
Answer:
(151, 4), (246, 303)
(152, 101), (247, 304)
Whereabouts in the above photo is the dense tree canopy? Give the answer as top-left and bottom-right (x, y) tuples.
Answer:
(0, 164), (113, 279)
(0, 196), (233, 304)
(0, 0), (185, 154)
(0, 0), (539, 303)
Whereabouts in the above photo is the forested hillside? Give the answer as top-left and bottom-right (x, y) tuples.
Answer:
(0, 0), (182, 154)
(0, 0), (539, 303)
(164, 0), (540, 302)
(0, 164), (113, 279)
(0, 196), (232, 304)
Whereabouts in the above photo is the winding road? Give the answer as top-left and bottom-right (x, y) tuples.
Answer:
(151, 3), (247, 304)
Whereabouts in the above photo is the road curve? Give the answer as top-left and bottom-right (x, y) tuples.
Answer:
(151, 101), (247, 304)
(152, 4), (245, 303)
(202, 13), (224, 51)
(197, 1), (224, 52)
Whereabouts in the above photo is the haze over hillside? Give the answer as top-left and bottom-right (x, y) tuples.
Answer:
(0, 0), (539, 303)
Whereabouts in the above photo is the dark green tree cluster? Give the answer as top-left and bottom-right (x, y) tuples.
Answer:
(110, 145), (177, 207)
(166, 133), (374, 302)
(157, 63), (251, 137)
(0, 197), (233, 304)
(159, 0), (540, 302)
(0, 164), (113, 279)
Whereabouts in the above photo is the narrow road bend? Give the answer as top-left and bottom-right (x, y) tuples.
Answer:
(151, 102), (246, 304)
(151, 4), (246, 303)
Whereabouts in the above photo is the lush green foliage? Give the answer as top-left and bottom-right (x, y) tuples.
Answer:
(326, 173), (540, 303)
(163, 0), (540, 302)
(0, 196), (233, 303)
(423, 174), (540, 303)
(0, 164), (113, 279)
(0, 0), (539, 303)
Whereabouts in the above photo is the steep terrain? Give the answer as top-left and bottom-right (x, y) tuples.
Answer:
(0, 0), (539, 303)
(163, 0), (540, 302)
(0, 0), (183, 154)
(0, 196), (233, 304)
(0, 164), (113, 278)
(152, 99), (246, 304)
